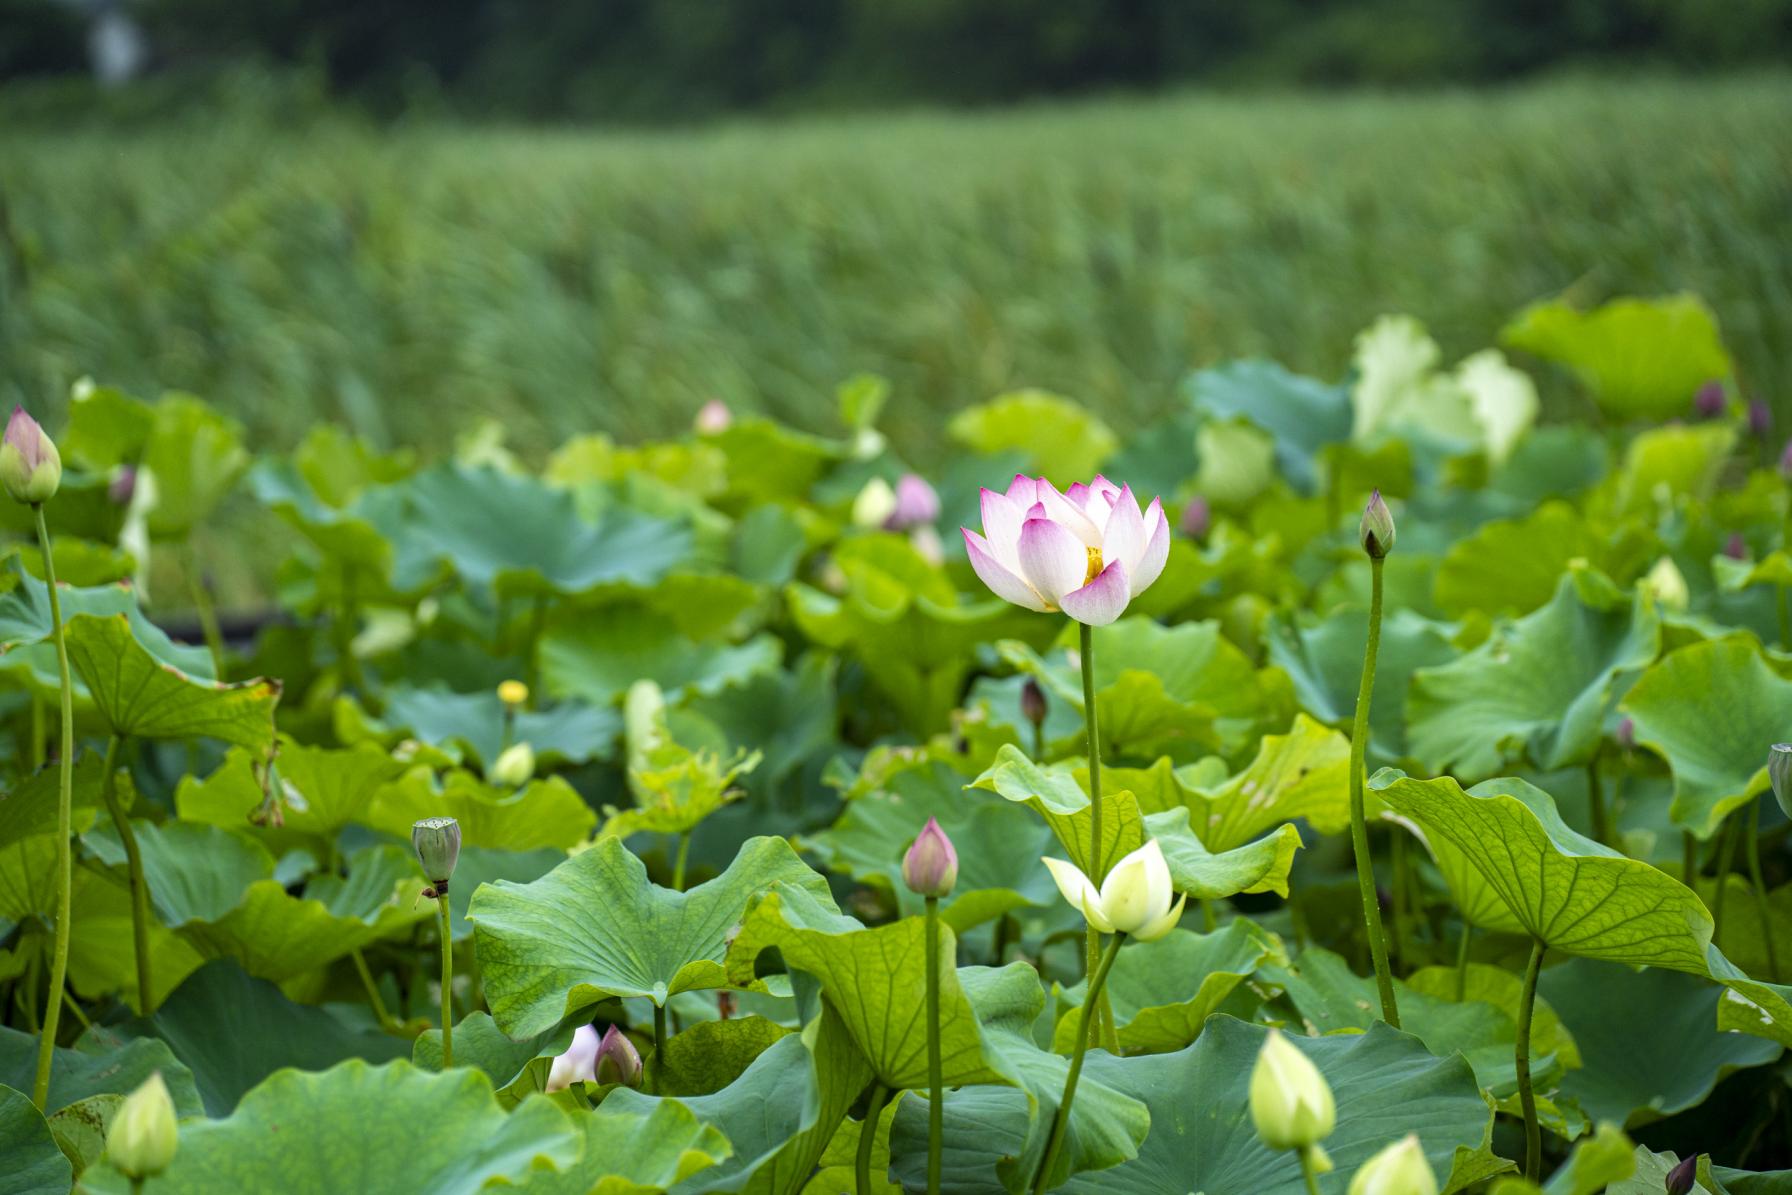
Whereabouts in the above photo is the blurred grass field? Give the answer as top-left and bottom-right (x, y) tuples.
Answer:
(1, 72), (1788, 458)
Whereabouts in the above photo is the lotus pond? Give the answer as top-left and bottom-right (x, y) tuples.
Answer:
(2, 293), (1790, 1194)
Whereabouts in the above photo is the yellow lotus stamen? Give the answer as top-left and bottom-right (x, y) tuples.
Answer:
(1084, 546), (1104, 585)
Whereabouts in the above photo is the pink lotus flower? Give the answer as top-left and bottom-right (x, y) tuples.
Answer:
(885, 473), (941, 531)
(695, 400), (732, 435)
(902, 815), (958, 898)
(545, 1024), (599, 1091)
(962, 474), (1168, 626)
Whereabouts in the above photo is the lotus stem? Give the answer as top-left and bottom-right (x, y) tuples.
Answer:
(1349, 555), (1400, 1026)
(925, 894), (943, 1195)
(1453, 921), (1472, 1002)
(1031, 931), (1124, 1195)
(856, 1081), (890, 1195)
(1516, 938), (1546, 1182)
(653, 1001), (668, 1094)
(31, 503), (74, 1110)
(185, 547), (227, 679)
(1298, 1145), (1324, 1195)
(672, 831), (692, 893)
(1586, 750), (1610, 846)
(1746, 797), (1780, 981)
(96, 735), (152, 1012)
(1077, 620), (1111, 1047)
(436, 892), (454, 1067)
(350, 948), (401, 1034)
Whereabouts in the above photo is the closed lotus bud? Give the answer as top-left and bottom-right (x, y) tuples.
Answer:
(1692, 380), (1726, 419)
(109, 465), (138, 507)
(1643, 556), (1690, 612)
(903, 816), (958, 898)
(411, 817), (461, 886)
(1769, 744), (1792, 820)
(885, 473), (941, 531)
(1180, 495), (1210, 541)
(497, 679), (529, 708)
(695, 399), (732, 435)
(1347, 1134), (1437, 1195)
(1749, 398), (1772, 439)
(491, 741), (536, 787)
(1359, 490), (1395, 559)
(1724, 533), (1747, 560)
(546, 1024), (599, 1092)
(1664, 1155), (1697, 1195)
(0, 407), (62, 506)
(852, 477), (898, 529)
(1249, 1030), (1335, 1150)
(1616, 716), (1636, 752)
(107, 1071), (178, 1180)
(595, 1024), (643, 1088)
(1020, 677), (1048, 729)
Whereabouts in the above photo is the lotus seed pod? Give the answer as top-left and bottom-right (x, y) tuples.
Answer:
(1020, 677), (1048, 729)
(411, 817), (461, 886)
(595, 1024), (643, 1088)
(497, 679), (529, 707)
(1249, 1030), (1335, 1151)
(107, 1072), (178, 1180)
(0, 406), (61, 506)
(1770, 744), (1792, 820)
(1664, 1155), (1697, 1195)
(902, 816), (959, 898)
(491, 741), (536, 788)
(1359, 490), (1395, 559)
(1347, 1134), (1437, 1195)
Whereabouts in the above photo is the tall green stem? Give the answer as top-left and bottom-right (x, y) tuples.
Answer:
(925, 896), (943, 1195)
(672, 831), (692, 893)
(186, 547), (227, 680)
(31, 504), (74, 1110)
(1298, 1145), (1324, 1195)
(1746, 798), (1780, 981)
(1031, 933), (1124, 1195)
(1349, 556), (1399, 1026)
(1453, 921), (1472, 1002)
(856, 1082), (890, 1195)
(95, 735), (152, 1012)
(436, 894), (453, 1068)
(1515, 939), (1546, 1183)
(653, 1002), (668, 1094)
(350, 948), (400, 1034)
(1077, 620), (1109, 1048)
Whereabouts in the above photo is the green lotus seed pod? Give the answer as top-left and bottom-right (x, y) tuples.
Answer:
(412, 817), (461, 886)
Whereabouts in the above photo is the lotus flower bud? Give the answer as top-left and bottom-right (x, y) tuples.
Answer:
(107, 1072), (178, 1180)
(909, 524), (944, 566)
(695, 399), (732, 435)
(1769, 744), (1792, 820)
(411, 817), (461, 887)
(1723, 533), (1747, 560)
(885, 473), (941, 531)
(1616, 716), (1635, 752)
(595, 1024), (643, 1088)
(1180, 495), (1210, 541)
(1020, 677), (1048, 730)
(1249, 1030), (1335, 1151)
(497, 679), (529, 708)
(903, 816), (958, 898)
(1347, 1134), (1436, 1195)
(109, 465), (138, 507)
(1665, 1155), (1697, 1195)
(1643, 556), (1690, 612)
(1359, 490), (1395, 559)
(491, 741), (535, 787)
(546, 1024), (599, 1092)
(852, 477), (898, 528)
(1693, 380), (1726, 419)
(1749, 399), (1772, 439)
(0, 407), (62, 506)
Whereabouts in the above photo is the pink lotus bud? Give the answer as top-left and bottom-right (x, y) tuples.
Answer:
(1724, 533), (1747, 560)
(1749, 399), (1772, 439)
(1616, 717), (1635, 752)
(902, 816), (958, 898)
(1665, 1156), (1696, 1195)
(695, 400), (732, 435)
(595, 1024), (643, 1088)
(0, 406), (62, 505)
(545, 1024), (600, 1092)
(1359, 490), (1395, 559)
(1020, 677), (1048, 728)
(1692, 380), (1725, 419)
(109, 465), (137, 506)
(884, 473), (941, 531)
(1180, 496), (1210, 541)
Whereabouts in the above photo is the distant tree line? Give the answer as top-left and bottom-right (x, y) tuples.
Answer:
(5, 0), (1791, 118)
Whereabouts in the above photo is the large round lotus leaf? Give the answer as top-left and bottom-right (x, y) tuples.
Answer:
(0, 1083), (71, 1195)
(64, 612), (279, 749)
(80, 1060), (580, 1195)
(1500, 294), (1732, 420)
(514, 1100), (733, 1195)
(349, 683), (621, 769)
(0, 1025), (203, 1118)
(1185, 359), (1352, 494)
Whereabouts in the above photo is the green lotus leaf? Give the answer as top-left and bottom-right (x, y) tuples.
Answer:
(724, 884), (1003, 1089)
(0, 751), (107, 850)
(659, 1017), (794, 1097)
(947, 389), (1117, 482)
(888, 962), (1151, 1194)
(1405, 961), (1582, 1071)
(542, 606), (782, 706)
(1407, 568), (1658, 782)
(1056, 1017), (1506, 1194)
(367, 768), (596, 851)
(1611, 422), (1737, 516)
(1371, 771), (1712, 972)
(708, 418), (842, 506)
(412, 1013), (577, 1107)
(1500, 293), (1732, 419)
(442, 846), (565, 941)
(1432, 501), (1650, 619)
(140, 393), (252, 538)
(248, 459), (406, 588)
(680, 653), (838, 806)
(511, 1099), (733, 1195)
(472, 836), (831, 1037)
(806, 1091), (902, 1195)
(0, 1083), (70, 1195)
(0, 1025), (203, 1118)
(803, 753), (1056, 929)
(0, 557), (213, 685)
(1185, 360), (1351, 494)
(1704, 945), (1792, 1049)
(1525, 1122), (1636, 1195)
(1712, 549), (1792, 594)
(603, 1001), (872, 1195)
(1265, 606), (1456, 764)
(80, 1060), (580, 1195)
(171, 737), (403, 848)
(1537, 957), (1780, 1127)
(1051, 922), (1282, 1054)
(10, 536), (135, 588)
(341, 684), (621, 769)
(1620, 637), (1792, 838)
(1607, 1148), (1726, 1195)
(46, 1092), (121, 1183)
(64, 613), (279, 749)
(89, 960), (409, 1116)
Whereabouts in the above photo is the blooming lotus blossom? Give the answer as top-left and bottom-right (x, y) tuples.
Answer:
(546, 1024), (600, 1091)
(1043, 839), (1185, 941)
(963, 474), (1168, 626)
